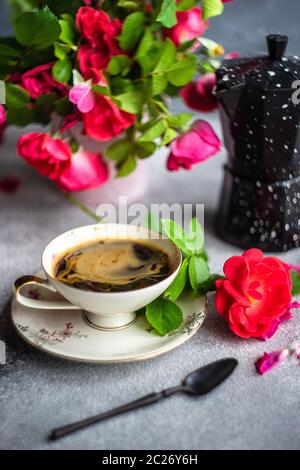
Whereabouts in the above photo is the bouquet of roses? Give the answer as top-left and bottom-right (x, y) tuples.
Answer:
(0, 0), (233, 192)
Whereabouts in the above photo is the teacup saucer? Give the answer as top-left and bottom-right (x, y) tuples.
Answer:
(11, 272), (207, 363)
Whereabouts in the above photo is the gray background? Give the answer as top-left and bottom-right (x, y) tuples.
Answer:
(1, 0), (300, 451)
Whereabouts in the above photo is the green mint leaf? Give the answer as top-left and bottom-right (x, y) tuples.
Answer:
(14, 6), (61, 49)
(189, 255), (210, 291)
(117, 156), (137, 177)
(161, 219), (192, 255)
(54, 42), (71, 60)
(138, 119), (167, 142)
(291, 270), (300, 296)
(167, 55), (197, 86)
(164, 258), (189, 302)
(153, 38), (176, 73)
(92, 84), (110, 96)
(157, 0), (177, 28)
(108, 55), (130, 76)
(146, 212), (163, 235)
(146, 297), (183, 336)
(106, 140), (132, 162)
(114, 91), (144, 114)
(52, 58), (72, 83)
(5, 83), (30, 109)
(185, 217), (204, 254)
(202, 0), (224, 20)
(118, 12), (145, 50)
(197, 274), (224, 295)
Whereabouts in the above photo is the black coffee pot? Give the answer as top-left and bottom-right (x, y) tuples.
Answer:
(216, 34), (300, 251)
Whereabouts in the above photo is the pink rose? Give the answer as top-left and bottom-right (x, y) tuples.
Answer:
(56, 150), (109, 192)
(69, 83), (95, 113)
(165, 7), (208, 46)
(167, 120), (221, 171)
(17, 133), (71, 179)
(77, 45), (109, 82)
(0, 105), (7, 142)
(20, 63), (67, 99)
(83, 94), (136, 141)
(76, 7), (121, 66)
(181, 73), (217, 112)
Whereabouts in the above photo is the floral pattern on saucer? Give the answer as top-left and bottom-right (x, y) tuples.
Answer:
(16, 322), (88, 347)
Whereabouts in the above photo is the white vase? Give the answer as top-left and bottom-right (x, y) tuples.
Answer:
(69, 125), (149, 209)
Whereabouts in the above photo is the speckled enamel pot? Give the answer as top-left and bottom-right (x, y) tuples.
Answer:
(216, 34), (300, 251)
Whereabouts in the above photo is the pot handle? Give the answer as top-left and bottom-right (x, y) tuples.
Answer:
(14, 276), (81, 310)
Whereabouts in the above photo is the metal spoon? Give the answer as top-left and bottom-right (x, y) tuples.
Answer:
(50, 358), (238, 440)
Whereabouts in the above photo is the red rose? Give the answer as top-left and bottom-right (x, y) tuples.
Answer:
(165, 7), (208, 46)
(21, 64), (67, 99)
(83, 94), (135, 141)
(56, 150), (109, 192)
(181, 73), (218, 112)
(215, 249), (292, 339)
(77, 45), (108, 82)
(76, 6), (121, 70)
(0, 105), (7, 142)
(17, 132), (71, 179)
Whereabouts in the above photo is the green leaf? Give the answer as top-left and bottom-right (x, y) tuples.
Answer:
(291, 270), (300, 296)
(156, 0), (177, 28)
(108, 55), (130, 76)
(153, 38), (176, 73)
(185, 217), (204, 253)
(152, 74), (168, 96)
(135, 142), (156, 159)
(35, 92), (57, 112)
(177, 0), (197, 11)
(161, 127), (177, 145)
(164, 258), (189, 302)
(59, 14), (76, 45)
(202, 0), (224, 20)
(161, 218), (191, 255)
(136, 29), (154, 60)
(92, 84), (110, 96)
(167, 56), (196, 86)
(0, 43), (22, 58)
(168, 113), (192, 129)
(118, 12), (145, 50)
(189, 255), (210, 291)
(197, 274), (224, 295)
(52, 58), (72, 83)
(5, 83), (30, 109)
(139, 119), (167, 142)
(6, 107), (34, 126)
(114, 91), (144, 114)
(55, 96), (74, 116)
(54, 42), (71, 60)
(106, 140), (132, 162)
(146, 297), (183, 336)
(13, 6), (61, 49)
(117, 156), (137, 177)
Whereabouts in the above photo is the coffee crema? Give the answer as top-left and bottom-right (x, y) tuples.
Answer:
(54, 239), (171, 292)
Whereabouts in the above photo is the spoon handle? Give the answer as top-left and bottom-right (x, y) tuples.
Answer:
(50, 387), (181, 440)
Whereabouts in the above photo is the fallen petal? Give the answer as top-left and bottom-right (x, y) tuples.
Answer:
(288, 301), (300, 309)
(255, 349), (289, 375)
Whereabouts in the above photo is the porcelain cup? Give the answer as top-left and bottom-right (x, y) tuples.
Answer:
(14, 224), (182, 331)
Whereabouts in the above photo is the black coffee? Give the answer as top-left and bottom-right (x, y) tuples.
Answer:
(54, 239), (171, 292)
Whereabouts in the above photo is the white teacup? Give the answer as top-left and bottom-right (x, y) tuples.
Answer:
(14, 224), (182, 331)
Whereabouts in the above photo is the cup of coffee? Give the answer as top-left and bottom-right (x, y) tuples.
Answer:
(14, 224), (182, 330)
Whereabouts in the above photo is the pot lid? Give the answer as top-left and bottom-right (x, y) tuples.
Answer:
(217, 34), (300, 91)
